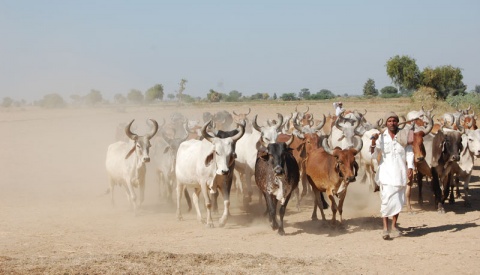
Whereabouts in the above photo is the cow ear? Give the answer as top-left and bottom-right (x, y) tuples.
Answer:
(125, 144), (136, 159)
(163, 146), (171, 154)
(204, 152), (214, 167)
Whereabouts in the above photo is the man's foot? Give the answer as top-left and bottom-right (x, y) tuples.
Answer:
(382, 230), (390, 240)
(390, 228), (403, 238)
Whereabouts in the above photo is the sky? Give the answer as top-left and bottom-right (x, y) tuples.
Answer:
(1, 0), (479, 102)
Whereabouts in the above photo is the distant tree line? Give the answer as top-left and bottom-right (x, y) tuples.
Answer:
(2, 55), (478, 109)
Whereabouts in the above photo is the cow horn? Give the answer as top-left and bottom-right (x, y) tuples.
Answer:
(146, 119), (159, 140)
(456, 116), (465, 133)
(231, 122), (246, 142)
(201, 120), (215, 142)
(275, 113), (284, 131)
(335, 114), (344, 131)
(398, 116), (406, 130)
(467, 104), (471, 112)
(353, 136), (363, 154)
(125, 119), (138, 140)
(252, 115), (262, 132)
(182, 119), (190, 141)
(293, 118), (303, 132)
(246, 108), (251, 115)
(313, 114), (326, 131)
(322, 138), (333, 155)
(422, 115), (434, 135)
(232, 110), (239, 116)
(285, 134), (295, 146)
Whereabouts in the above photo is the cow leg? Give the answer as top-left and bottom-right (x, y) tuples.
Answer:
(455, 176), (461, 199)
(200, 183), (214, 228)
(108, 178), (115, 206)
(337, 188), (347, 224)
(311, 189), (326, 221)
(219, 170), (234, 227)
(278, 195), (292, 236)
(446, 173), (455, 204)
(417, 173), (424, 205)
(156, 170), (165, 200)
(265, 195), (278, 231)
(327, 190), (338, 226)
(463, 174), (472, 207)
(191, 188), (205, 224)
(244, 168), (254, 204)
(176, 183), (185, 221)
(430, 168), (444, 213)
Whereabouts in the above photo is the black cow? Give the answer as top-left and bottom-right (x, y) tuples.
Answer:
(254, 135), (299, 235)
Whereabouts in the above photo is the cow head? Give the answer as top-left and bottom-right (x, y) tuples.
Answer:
(124, 119), (160, 162)
(322, 137), (362, 184)
(259, 135), (294, 176)
(465, 129), (480, 157)
(202, 120), (245, 175)
(441, 130), (463, 163)
(233, 108), (253, 133)
(253, 113), (283, 145)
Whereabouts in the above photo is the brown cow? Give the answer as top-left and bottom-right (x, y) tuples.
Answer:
(305, 137), (362, 225)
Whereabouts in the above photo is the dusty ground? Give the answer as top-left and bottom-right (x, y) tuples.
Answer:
(1, 100), (479, 274)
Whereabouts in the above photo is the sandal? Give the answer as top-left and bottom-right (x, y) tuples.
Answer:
(382, 230), (390, 240)
(390, 228), (403, 238)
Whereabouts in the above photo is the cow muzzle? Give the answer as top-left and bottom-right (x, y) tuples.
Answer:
(143, 157), (151, 163)
(274, 165), (284, 175)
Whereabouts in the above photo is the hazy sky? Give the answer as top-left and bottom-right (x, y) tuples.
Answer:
(1, 0), (479, 102)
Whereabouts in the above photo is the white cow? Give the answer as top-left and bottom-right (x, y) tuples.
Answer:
(105, 119), (159, 214)
(175, 120), (245, 227)
(448, 128), (480, 207)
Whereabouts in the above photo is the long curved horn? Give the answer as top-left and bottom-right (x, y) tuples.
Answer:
(353, 136), (363, 154)
(313, 114), (326, 131)
(456, 116), (465, 133)
(398, 116), (406, 130)
(422, 115), (434, 135)
(322, 138), (333, 155)
(354, 118), (366, 136)
(146, 119), (159, 140)
(232, 110), (239, 116)
(231, 122), (246, 142)
(285, 134), (295, 146)
(246, 108), (251, 115)
(335, 115), (344, 131)
(252, 115), (262, 132)
(201, 120), (215, 143)
(125, 119), (138, 140)
(275, 113), (284, 131)
(293, 118), (303, 132)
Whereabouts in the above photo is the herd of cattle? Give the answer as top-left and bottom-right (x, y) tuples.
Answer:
(104, 105), (480, 235)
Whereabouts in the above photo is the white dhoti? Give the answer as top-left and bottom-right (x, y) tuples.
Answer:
(380, 184), (405, 217)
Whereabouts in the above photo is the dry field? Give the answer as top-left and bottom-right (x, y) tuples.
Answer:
(1, 99), (479, 274)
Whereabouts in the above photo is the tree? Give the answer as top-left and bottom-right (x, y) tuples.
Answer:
(262, 93), (270, 100)
(298, 88), (310, 100)
(380, 86), (398, 95)
(363, 78), (378, 97)
(2, 97), (13, 108)
(207, 89), (221, 102)
(127, 89), (144, 104)
(224, 90), (242, 102)
(113, 93), (127, 104)
(145, 84), (164, 103)
(309, 89), (335, 100)
(475, 85), (480, 94)
(39, 93), (66, 108)
(386, 55), (421, 94)
(167, 93), (175, 101)
(280, 93), (298, 101)
(176, 79), (187, 102)
(250, 93), (265, 100)
(84, 89), (103, 106)
(273, 93), (277, 100)
(421, 65), (466, 100)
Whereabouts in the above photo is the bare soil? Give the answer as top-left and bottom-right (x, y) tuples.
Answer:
(1, 101), (479, 274)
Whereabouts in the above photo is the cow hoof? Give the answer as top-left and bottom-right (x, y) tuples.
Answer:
(437, 208), (445, 214)
(206, 223), (214, 228)
(278, 229), (285, 236)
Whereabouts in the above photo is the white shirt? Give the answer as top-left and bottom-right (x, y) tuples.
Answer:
(373, 130), (414, 187)
(333, 102), (344, 116)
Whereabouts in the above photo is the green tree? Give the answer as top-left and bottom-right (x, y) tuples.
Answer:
(380, 86), (398, 95)
(273, 93), (277, 100)
(250, 93), (265, 100)
(167, 93), (175, 101)
(299, 88), (310, 100)
(386, 55), (421, 94)
(145, 84), (164, 103)
(280, 93), (298, 101)
(39, 93), (66, 108)
(84, 89), (103, 106)
(177, 79), (187, 102)
(127, 89), (144, 104)
(309, 89), (335, 100)
(421, 65), (466, 100)
(2, 97), (13, 107)
(225, 90), (242, 102)
(262, 93), (270, 100)
(207, 89), (221, 102)
(475, 85), (480, 94)
(363, 78), (378, 97)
